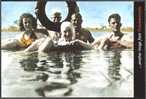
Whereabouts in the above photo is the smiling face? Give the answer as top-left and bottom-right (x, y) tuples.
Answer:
(19, 13), (37, 31)
(109, 18), (121, 33)
(22, 17), (33, 31)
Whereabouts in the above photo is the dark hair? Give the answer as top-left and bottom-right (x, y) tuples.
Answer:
(108, 13), (121, 23)
(19, 13), (37, 31)
(51, 12), (61, 18)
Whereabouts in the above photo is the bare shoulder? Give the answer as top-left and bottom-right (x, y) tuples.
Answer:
(47, 30), (60, 41)
(34, 29), (48, 38)
(47, 30), (60, 36)
(80, 28), (93, 38)
(81, 28), (91, 34)
(47, 30), (57, 34)
(34, 29), (48, 35)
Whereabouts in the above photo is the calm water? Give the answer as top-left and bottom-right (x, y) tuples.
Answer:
(1, 32), (134, 97)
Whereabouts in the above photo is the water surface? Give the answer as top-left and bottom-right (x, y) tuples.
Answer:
(1, 32), (134, 97)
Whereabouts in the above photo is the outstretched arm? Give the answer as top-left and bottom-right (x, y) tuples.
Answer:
(24, 38), (46, 52)
(91, 37), (103, 49)
(117, 40), (133, 49)
(71, 39), (92, 49)
(120, 35), (133, 49)
(38, 37), (54, 53)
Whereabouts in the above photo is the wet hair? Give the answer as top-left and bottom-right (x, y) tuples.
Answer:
(108, 13), (121, 23)
(19, 13), (37, 31)
(71, 13), (83, 22)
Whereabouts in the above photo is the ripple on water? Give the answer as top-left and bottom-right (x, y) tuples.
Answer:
(2, 49), (134, 97)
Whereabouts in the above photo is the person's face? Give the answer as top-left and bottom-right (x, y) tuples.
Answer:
(61, 27), (73, 41)
(109, 18), (121, 33)
(23, 17), (33, 31)
(51, 15), (61, 23)
(71, 15), (82, 32)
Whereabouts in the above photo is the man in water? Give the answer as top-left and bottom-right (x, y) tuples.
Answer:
(71, 13), (95, 43)
(92, 13), (133, 50)
(51, 12), (62, 24)
(47, 12), (62, 42)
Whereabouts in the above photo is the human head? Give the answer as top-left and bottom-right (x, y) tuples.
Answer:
(61, 21), (75, 41)
(51, 12), (62, 23)
(19, 13), (37, 31)
(108, 13), (122, 33)
(71, 13), (83, 32)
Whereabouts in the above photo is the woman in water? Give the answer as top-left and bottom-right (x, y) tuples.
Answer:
(2, 13), (48, 51)
(38, 21), (92, 53)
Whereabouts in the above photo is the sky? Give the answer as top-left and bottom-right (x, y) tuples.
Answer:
(1, 1), (134, 29)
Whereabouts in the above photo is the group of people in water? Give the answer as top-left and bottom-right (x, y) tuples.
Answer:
(2, 11), (133, 53)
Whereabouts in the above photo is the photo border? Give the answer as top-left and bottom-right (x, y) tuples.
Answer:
(1, 0), (145, 99)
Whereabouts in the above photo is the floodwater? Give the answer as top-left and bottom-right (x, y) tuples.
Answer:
(1, 32), (134, 97)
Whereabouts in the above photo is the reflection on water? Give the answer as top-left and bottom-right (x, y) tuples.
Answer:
(20, 54), (39, 71)
(17, 51), (83, 97)
(2, 49), (133, 97)
(108, 51), (121, 81)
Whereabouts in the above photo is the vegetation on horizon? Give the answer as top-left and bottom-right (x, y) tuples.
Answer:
(2, 25), (133, 33)
(86, 26), (133, 32)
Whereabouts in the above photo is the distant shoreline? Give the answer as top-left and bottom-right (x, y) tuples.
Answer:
(86, 27), (133, 33)
(2, 28), (133, 33)
(89, 29), (133, 33)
